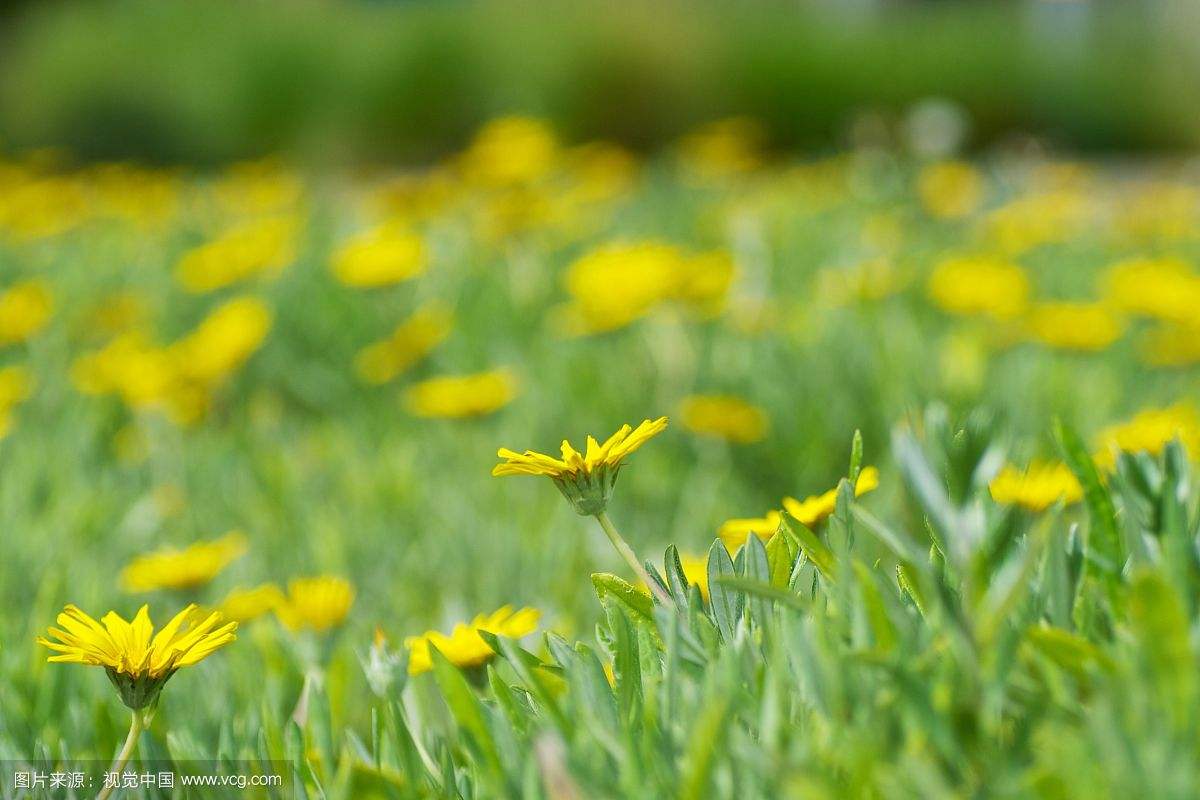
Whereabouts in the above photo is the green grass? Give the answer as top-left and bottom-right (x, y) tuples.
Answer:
(1, 143), (1200, 798)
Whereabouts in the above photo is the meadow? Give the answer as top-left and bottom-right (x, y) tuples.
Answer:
(1, 116), (1200, 797)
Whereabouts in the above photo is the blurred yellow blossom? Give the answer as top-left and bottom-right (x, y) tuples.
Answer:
(331, 226), (427, 288)
(0, 279), (53, 345)
(355, 304), (453, 385)
(404, 369), (517, 418)
(984, 191), (1089, 255)
(676, 118), (764, 182)
(1024, 302), (1123, 352)
(718, 510), (783, 552)
(990, 461), (1082, 512)
(0, 175), (90, 240)
(679, 394), (769, 444)
(457, 117), (559, 188)
(176, 216), (297, 292)
(1116, 183), (1198, 242)
(1095, 405), (1200, 469)
(276, 576), (355, 633)
(1100, 257), (1200, 324)
(120, 532), (248, 593)
(211, 159), (305, 218)
(928, 256), (1029, 319)
(218, 584), (285, 623)
(679, 553), (709, 601)
(784, 467), (880, 528)
(171, 296), (272, 387)
(917, 161), (984, 219)
(1140, 322), (1200, 367)
(405, 605), (540, 675)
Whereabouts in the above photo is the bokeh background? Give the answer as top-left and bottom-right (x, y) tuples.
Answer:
(4, 0), (1200, 766)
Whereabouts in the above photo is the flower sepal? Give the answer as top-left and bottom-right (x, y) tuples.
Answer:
(106, 668), (175, 711)
(553, 464), (619, 516)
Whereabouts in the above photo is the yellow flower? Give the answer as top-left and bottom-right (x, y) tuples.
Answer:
(784, 466), (880, 528)
(917, 161), (984, 219)
(330, 226), (427, 288)
(37, 603), (236, 709)
(354, 304), (453, 385)
(457, 117), (559, 188)
(676, 118), (764, 182)
(275, 576), (355, 632)
(1100, 257), (1200, 324)
(176, 216), (297, 293)
(1024, 302), (1123, 352)
(0, 279), (53, 345)
(403, 369), (517, 418)
(170, 296), (272, 387)
(679, 394), (769, 444)
(928, 256), (1030, 320)
(493, 417), (668, 515)
(211, 159), (305, 218)
(675, 251), (736, 317)
(717, 510), (783, 552)
(120, 532), (248, 593)
(989, 461), (1083, 512)
(1095, 405), (1200, 469)
(217, 584), (285, 623)
(405, 605), (540, 676)
(984, 191), (1088, 255)
(679, 553), (709, 601)
(558, 241), (685, 334)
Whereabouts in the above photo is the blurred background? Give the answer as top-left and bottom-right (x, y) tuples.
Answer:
(1, 0), (1198, 165)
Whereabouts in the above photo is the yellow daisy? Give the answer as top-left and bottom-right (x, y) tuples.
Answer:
(218, 584), (285, 623)
(493, 417), (667, 515)
(37, 604), (236, 709)
(275, 576), (355, 633)
(405, 605), (540, 676)
(678, 394), (769, 444)
(990, 461), (1083, 512)
(784, 467), (880, 528)
(120, 532), (247, 593)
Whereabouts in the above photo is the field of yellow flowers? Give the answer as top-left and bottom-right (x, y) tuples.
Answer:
(3, 117), (1200, 798)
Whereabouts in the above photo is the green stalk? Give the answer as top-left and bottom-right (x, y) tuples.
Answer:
(594, 511), (672, 607)
(96, 708), (145, 800)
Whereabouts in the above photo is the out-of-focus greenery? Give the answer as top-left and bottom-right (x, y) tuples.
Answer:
(2, 0), (1199, 164)
(2, 114), (1200, 797)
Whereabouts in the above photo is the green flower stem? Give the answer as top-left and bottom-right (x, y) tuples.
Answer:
(594, 511), (672, 607)
(96, 708), (146, 800)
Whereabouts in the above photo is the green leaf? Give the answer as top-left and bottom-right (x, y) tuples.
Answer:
(706, 539), (742, 641)
(765, 524), (799, 589)
(849, 428), (864, 484)
(1055, 419), (1123, 582)
(781, 514), (836, 580)
(591, 572), (654, 622)
(741, 533), (773, 626)
(679, 695), (731, 800)
(1129, 569), (1195, 731)
(429, 647), (504, 785)
(713, 577), (806, 610)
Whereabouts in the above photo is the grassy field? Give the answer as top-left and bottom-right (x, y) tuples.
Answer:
(2, 117), (1200, 798)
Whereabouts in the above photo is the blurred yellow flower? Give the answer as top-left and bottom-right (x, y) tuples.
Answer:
(276, 576), (355, 633)
(176, 216), (297, 293)
(989, 461), (1082, 512)
(679, 553), (710, 601)
(917, 161), (983, 219)
(0, 175), (90, 240)
(403, 369), (517, 418)
(170, 296), (272, 387)
(120, 532), (247, 593)
(984, 191), (1089, 255)
(0, 279), (53, 345)
(559, 241), (685, 334)
(676, 250), (736, 317)
(1024, 302), (1123, 352)
(354, 304), (453, 385)
(405, 605), (540, 675)
(211, 159), (305, 218)
(1117, 183), (1198, 242)
(331, 226), (427, 288)
(218, 584), (285, 623)
(37, 604), (236, 709)
(784, 466), (880, 528)
(676, 118), (764, 182)
(494, 417), (668, 515)
(1100, 257), (1200, 324)
(1095, 405), (1200, 469)
(717, 510), (783, 552)
(679, 394), (769, 444)
(458, 117), (559, 188)
(928, 256), (1029, 320)
(1140, 322), (1200, 367)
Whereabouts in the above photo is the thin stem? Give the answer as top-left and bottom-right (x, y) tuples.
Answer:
(594, 511), (673, 607)
(96, 709), (144, 800)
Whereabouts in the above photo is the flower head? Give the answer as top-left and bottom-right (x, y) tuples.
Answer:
(218, 584), (285, 623)
(717, 510), (783, 552)
(354, 304), (453, 385)
(403, 369), (517, 418)
(0, 279), (53, 345)
(989, 461), (1083, 512)
(784, 467), (880, 528)
(37, 604), (236, 709)
(1024, 302), (1123, 352)
(331, 226), (427, 288)
(1094, 405), (1200, 470)
(120, 532), (247, 593)
(928, 256), (1029, 320)
(275, 576), (355, 633)
(679, 395), (769, 444)
(493, 417), (668, 515)
(405, 605), (539, 676)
